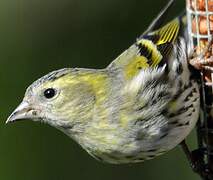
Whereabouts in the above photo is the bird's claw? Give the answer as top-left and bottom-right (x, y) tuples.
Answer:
(181, 141), (213, 180)
(190, 149), (205, 174)
(190, 57), (213, 71)
(189, 149), (213, 180)
(189, 36), (213, 72)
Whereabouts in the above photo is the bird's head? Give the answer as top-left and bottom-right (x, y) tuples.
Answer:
(6, 68), (103, 132)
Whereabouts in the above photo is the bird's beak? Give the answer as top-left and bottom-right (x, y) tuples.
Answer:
(6, 101), (38, 124)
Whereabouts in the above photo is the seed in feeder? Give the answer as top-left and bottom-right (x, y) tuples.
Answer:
(200, 17), (213, 34)
(190, 0), (205, 10)
(207, 0), (213, 11)
(192, 16), (213, 35)
(190, 0), (213, 11)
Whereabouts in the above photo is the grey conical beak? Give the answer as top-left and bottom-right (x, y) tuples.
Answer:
(6, 101), (35, 124)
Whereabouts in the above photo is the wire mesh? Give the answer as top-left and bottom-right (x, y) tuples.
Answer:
(187, 0), (213, 172)
(187, 0), (213, 48)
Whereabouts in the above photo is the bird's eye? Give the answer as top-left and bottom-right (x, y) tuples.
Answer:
(44, 88), (57, 99)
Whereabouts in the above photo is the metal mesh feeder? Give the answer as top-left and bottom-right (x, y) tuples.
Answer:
(187, 0), (213, 178)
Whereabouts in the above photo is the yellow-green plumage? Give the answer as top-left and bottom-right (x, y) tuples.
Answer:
(110, 18), (180, 80)
(7, 3), (200, 164)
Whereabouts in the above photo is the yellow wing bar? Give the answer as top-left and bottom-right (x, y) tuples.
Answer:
(155, 18), (180, 45)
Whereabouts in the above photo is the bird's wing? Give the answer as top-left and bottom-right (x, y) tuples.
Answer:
(108, 17), (183, 80)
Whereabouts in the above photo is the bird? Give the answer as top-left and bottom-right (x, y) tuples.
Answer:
(6, 0), (200, 164)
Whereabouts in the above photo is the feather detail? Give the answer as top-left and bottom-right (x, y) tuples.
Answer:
(137, 18), (180, 67)
(108, 17), (181, 80)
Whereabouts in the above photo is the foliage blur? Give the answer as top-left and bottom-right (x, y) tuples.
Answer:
(0, 0), (200, 179)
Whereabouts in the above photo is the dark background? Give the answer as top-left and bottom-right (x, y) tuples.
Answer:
(1, 0), (200, 179)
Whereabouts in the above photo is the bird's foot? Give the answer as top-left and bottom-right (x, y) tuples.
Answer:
(180, 141), (213, 180)
(189, 37), (213, 87)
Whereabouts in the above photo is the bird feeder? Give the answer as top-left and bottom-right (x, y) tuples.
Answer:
(187, 0), (213, 177)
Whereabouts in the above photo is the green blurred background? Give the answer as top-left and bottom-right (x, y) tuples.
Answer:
(0, 0), (201, 179)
